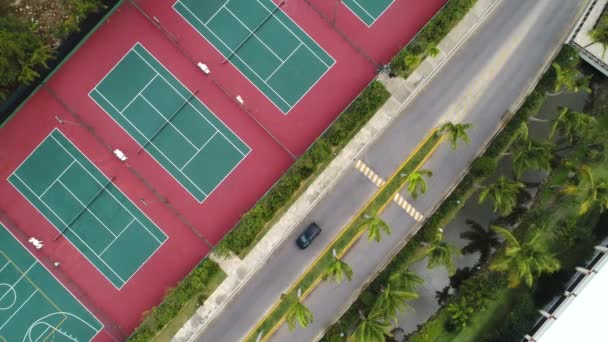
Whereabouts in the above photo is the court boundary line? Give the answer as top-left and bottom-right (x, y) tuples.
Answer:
(130, 46), (250, 156)
(7, 129), (167, 290)
(342, 0), (396, 28)
(92, 89), (211, 200)
(172, 0), (335, 114)
(0, 222), (104, 341)
(11, 173), (129, 287)
(88, 42), (251, 204)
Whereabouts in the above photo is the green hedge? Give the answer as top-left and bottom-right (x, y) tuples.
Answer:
(390, 0), (477, 78)
(127, 260), (224, 341)
(215, 81), (390, 257)
(322, 45), (576, 341)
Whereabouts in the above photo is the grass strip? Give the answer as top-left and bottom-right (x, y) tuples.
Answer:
(246, 129), (444, 342)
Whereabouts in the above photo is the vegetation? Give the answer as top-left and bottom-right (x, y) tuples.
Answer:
(490, 226), (560, 288)
(439, 122), (473, 150)
(127, 260), (225, 341)
(322, 251), (354, 283)
(407, 47), (608, 342)
(422, 234), (462, 275)
(478, 176), (525, 216)
(588, 9), (608, 58)
(284, 293), (314, 331)
(404, 169), (433, 200)
(359, 211), (392, 242)
(215, 82), (390, 257)
(321, 45), (582, 342)
(460, 219), (500, 265)
(390, 0), (478, 78)
(0, 0), (103, 101)
(245, 129), (443, 342)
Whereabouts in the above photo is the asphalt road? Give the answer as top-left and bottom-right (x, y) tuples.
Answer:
(194, 0), (586, 341)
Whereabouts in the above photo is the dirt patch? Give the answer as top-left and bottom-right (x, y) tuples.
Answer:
(8, 0), (72, 46)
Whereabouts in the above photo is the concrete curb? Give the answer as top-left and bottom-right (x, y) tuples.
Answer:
(312, 0), (592, 340)
(174, 0), (503, 340)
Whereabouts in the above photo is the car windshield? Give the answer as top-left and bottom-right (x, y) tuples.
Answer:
(299, 235), (308, 243)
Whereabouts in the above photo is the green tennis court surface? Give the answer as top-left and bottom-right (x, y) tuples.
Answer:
(90, 43), (250, 203)
(173, 0), (335, 113)
(342, 0), (395, 26)
(0, 222), (103, 342)
(8, 129), (167, 289)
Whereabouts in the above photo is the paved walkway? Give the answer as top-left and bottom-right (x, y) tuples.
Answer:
(173, 0), (502, 340)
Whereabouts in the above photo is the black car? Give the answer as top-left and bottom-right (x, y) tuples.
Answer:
(296, 223), (322, 249)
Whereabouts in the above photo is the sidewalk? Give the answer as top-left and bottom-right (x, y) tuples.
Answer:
(173, 0), (502, 340)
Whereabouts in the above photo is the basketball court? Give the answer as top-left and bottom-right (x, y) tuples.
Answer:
(0, 222), (103, 342)
(90, 43), (251, 203)
(173, 0), (335, 113)
(8, 129), (168, 289)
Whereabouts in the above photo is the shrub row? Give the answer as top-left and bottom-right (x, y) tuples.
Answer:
(390, 0), (477, 78)
(127, 260), (224, 341)
(215, 81), (390, 257)
(322, 45), (575, 341)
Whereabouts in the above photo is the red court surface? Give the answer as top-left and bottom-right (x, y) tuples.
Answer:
(0, 0), (447, 339)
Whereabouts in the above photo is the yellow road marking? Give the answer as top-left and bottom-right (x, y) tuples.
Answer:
(246, 129), (442, 342)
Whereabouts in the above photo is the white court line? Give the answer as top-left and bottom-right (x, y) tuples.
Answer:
(348, 0), (375, 22)
(94, 90), (209, 198)
(0, 221), (104, 339)
(140, 94), (200, 150)
(173, 0), (335, 114)
(174, 2), (293, 109)
(0, 261), (11, 273)
(49, 134), (165, 245)
(119, 74), (158, 114)
(100, 218), (135, 256)
(34, 324), (52, 342)
(223, 6), (285, 63)
(57, 180), (118, 239)
(0, 262), (35, 304)
(180, 131), (218, 171)
(342, 0), (396, 27)
(265, 42), (302, 82)
(205, 0), (229, 25)
(131, 48), (248, 157)
(39, 160), (75, 198)
(12, 173), (127, 286)
(8, 131), (168, 289)
(0, 290), (37, 330)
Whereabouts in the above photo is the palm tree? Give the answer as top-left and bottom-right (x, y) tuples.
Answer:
(370, 284), (418, 322)
(440, 122), (473, 150)
(284, 292), (314, 331)
(562, 165), (608, 215)
(588, 23), (608, 58)
(549, 62), (592, 95)
(447, 296), (475, 330)
(404, 53), (421, 69)
(322, 249), (353, 283)
(358, 211), (391, 242)
(511, 139), (553, 178)
(460, 219), (500, 264)
(388, 270), (424, 292)
(478, 176), (525, 216)
(404, 169), (433, 200)
(490, 226), (561, 288)
(516, 120), (529, 142)
(550, 107), (596, 145)
(353, 310), (389, 342)
(423, 236), (462, 275)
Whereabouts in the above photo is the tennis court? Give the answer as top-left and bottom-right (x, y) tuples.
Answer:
(0, 222), (103, 342)
(8, 129), (168, 289)
(90, 43), (251, 203)
(342, 0), (395, 26)
(173, 0), (335, 113)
